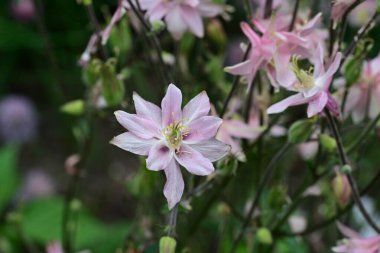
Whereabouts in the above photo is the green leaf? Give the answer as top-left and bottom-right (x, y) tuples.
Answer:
(60, 100), (85, 116)
(0, 145), (19, 210)
(288, 119), (314, 144)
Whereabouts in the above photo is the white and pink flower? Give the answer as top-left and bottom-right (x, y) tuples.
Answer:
(111, 84), (230, 209)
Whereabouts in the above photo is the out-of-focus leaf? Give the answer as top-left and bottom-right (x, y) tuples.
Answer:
(110, 18), (132, 58)
(22, 197), (130, 253)
(101, 59), (125, 107)
(0, 145), (19, 210)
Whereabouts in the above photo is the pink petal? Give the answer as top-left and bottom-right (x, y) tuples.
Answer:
(147, 2), (169, 21)
(336, 222), (362, 239)
(175, 144), (214, 175)
(188, 138), (230, 162)
(110, 132), (156, 155)
(184, 0), (199, 7)
(299, 13), (322, 36)
(241, 22), (260, 45)
(267, 93), (309, 114)
(133, 92), (162, 127)
(165, 6), (187, 40)
(198, 1), (223, 17)
(138, 0), (158, 9)
(252, 18), (267, 34)
(273, 51), (296, 88)
(183, 91), (210, 123)
(275, 32), (307, 45)
(224, 59), (255, 75)
(181, 5), (204, 37)
(146, 142), (173, 171)
(312, 43), (325, 78)
(223, 119), (261, 139)
(307, 91), (328, 117)
(161, 83), (182, 126)
(114, 110), (160, 139)
(316, 52), (342, 90)
(184, 116), (222, 143)
(102, 1), (125, 45)
(163, 159), (184, 209)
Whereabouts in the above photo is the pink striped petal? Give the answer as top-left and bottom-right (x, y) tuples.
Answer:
(183, 91), (210, 123)
(133, 92), (162, 127)
(183, 116), (222, 143)
(189, 138), (230, 162)
(175, 144), (214, 175)
(163, 159), (184, 209)
(114, 111), (160, 139)
(161, 83), (183, 126)
(146, 142), (173, 171)
(110, 132), (156, 155)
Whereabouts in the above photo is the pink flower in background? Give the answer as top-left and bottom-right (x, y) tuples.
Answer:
(267, 44), (342, 117)
(332, 223), (380, 253)
(142, 0), (223, 40)
(345, 53), (380, 122)
(46, 242), (64, 253)
(331, 0), (356, 21)
(348, 0), (376, 27)
(111, 84), (230, 209)
(11, 0), (35, 22)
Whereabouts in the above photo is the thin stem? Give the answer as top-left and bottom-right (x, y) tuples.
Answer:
(244, 74), (258, 123)
(324, 109), (380, 234)
(346, 114), (380, 154)
(220, 43), (252, 118)
(264, 0), (273, 19)
(126, 0), (173, 84)
(229, 142), (292, 253)
(167, 205), (178, 237)
(288, 0), (300, 32)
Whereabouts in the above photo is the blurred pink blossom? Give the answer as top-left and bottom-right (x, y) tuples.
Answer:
(267, 44), (342, 117)
(332, 223), (380, 253)
(331, 0), (356, 21)
(348, 0), (377, 27)
(46, 242), (64, 253)
(141, 0), (223, 40)
(345, 53), (380, 122)
(111, 84), (230, 209)
(11, 0), (35, 22)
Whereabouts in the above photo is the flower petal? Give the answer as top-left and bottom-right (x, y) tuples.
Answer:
(161, 83), (182, 126)
(198, 1), (222, 17)
(307, 92), (328, 117)
(110, 132), (156, 155)
(146, 142), (173, 171)
(241, 22), (260, 45)
(183, 91), (210, 123)
(267, 93), (309, 114)
(175, 144), (215, 176)
(316, 52), (342, 90)
(181, 5), (204, 37)
(102, 2), (125, 45)
(165, 6), (187, 40)
(189, 138), (230, 162)
(224, 59), (255, 75)
(147, 2), (169, 21)
(133, 92), (162, 127)
(163, 159), (184, 209)
(114, 110), (160, 139)
(184, 116), (222, 143)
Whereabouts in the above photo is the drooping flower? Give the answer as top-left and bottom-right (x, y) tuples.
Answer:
(267, 44), (342, 117)
(332, 223), (380, 253)
(111, 84), (230, 209)
(11, 0), (35, 22)
(141, 0), (224, 40)
(224, 13), (323, 86)
(345, 53), (380, 122)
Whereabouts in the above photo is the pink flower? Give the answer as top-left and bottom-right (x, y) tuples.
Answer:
(332, 0), (356, 21)
(46, 242), (64, 253)
(11, 0), (35, 22)
(225, 14), (323, 86)
(141, 0), (223, 40)
(348, 0), (377, 27)
(332, 223), (380, 253)
(267, 44), (342, 117)
(345, 54), (380, 122)
(111, 84), (230, 209)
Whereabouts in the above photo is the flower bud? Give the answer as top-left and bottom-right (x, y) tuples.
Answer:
(288, 119), (314, 144)
(159, 236), (176, 253)
(319, 134), (337, 152)
(332, 172), (351, 207)
(100, 59), (125, 107)
(60, 100), (85, 116)
(256, 228), (273, 245)
(151, 20), (166, 33)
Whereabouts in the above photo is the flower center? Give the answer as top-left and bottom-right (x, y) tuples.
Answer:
(163, 119), (188, 151)
(292, 56), (315, 91)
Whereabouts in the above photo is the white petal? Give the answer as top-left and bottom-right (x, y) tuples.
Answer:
(189, 138), (230, 162)
(110, 132), (156, 155)
(133, 92), (162, 127)
(163, 159), (184, 209)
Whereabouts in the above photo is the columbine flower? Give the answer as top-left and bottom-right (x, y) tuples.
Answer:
(332, 223), (380, 253)
(140, 0), (223, 40)
(111, 84), (230, 209)
(345, 53), (380, 122)
(267, 44), (342, 117)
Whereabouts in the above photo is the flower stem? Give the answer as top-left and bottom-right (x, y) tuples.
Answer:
(168, 205), (178, 237)
(288, 0), (300, 32)
(229, 142), (292, 253)
(324, 108), (380, 234)
(264, 0), (273, 19)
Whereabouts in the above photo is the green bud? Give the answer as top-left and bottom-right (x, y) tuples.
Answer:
(319, 134), (337, 152)
(60, 100), (85, 116)
(159, 236), (176, 253)
(78, 0), (92, 6)
(332, 172), (351, 207)
(70, 199), (82, 211)
(340, 164), (352, 174)
(151, 20), (166, 33)
(288, 119), (314, 144)
(343, 56), (363, 86)
(83, 59), (102, 87)
(256, 228), (273, 245)
(100, 59), (125, 107)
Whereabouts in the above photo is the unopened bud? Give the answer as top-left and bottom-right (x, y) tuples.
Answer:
(319, 134), (337, 152)
(256, 228), (273, 245)
(332, 172), (351, 207)
(340, 164), (352, 174)
(151, 20), (165, 33)
(159, 236), (176, 253)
